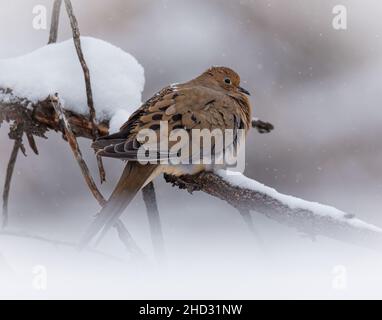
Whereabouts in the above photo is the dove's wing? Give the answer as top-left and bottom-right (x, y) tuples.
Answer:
(93, 85), (248, 162)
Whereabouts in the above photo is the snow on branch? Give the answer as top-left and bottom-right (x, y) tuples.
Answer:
(164, 170), (382, 250)
(0, 88), (107, 139)
(0, 37), (144, 133)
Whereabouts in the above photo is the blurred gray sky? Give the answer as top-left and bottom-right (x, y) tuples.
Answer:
(1, 0), (382, 237)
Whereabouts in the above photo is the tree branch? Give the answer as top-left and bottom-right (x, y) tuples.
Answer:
(2, 134), (21, 228)
(48, 0), (63, 44)
(63, 0), (96, 137)
(142, 182), (165, 260)
(49, 94), (143, 255)
(50, 94), (106, 206)
(63, 0), (106, 183)
(251, 118), (274, 134)
(114, 220), (145, 258)
(0, 89), (108, 139)
(164, 171), (382, 250)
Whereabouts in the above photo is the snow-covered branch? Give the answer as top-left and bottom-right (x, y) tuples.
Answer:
(0, 88), (108, 139)
(164, 170), (382, 250)
(0, 37), (144, 133)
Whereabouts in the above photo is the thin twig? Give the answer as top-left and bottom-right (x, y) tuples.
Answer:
(238, 208), (255, 233)
(238, 208), (264, 245)
(251, 118), (274, 134)
(50, 94), (142, 254)
(96, 156), (106, 183)
(48, 0), (63, 44)
(63, 0), (106, 183)
(51, 94), (106, 206)
(63, 0), (96, 134)
(26, 133), (39, 155)
(2, 138), (21, 228)
(0, 229), (121, 261)
(142, 182), (165, 260)
(114, 220), (145, 257)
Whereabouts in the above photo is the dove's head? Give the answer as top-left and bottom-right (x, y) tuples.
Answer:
(199, 66), (250, 96)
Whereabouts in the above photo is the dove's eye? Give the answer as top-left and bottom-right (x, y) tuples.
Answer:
(224, 77), (232, 85)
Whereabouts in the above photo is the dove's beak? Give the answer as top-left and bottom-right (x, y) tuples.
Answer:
(238, 86), (250, 96)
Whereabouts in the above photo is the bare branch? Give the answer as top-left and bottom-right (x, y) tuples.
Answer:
(114, 220), (145, 257)
(26, 133), (39, 155)
(142, 182), (165, 260)
(238, 208), (255, 233)
(63, 0), (106, 183)
(50, 94), (106, 206)
(63, 0), (96, 134)
(2, 134), (21, 228)
(49, 94), (142, 253)
(96, 156), (106, 182)
(48, 0), (63, 44)
(251, 118), (274, 134)
(238, 208), (265, 245)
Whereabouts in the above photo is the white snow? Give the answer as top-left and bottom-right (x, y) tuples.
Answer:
(108, 109), (131, 134)
(0, 37), (144, 132)
(216, 169), (382, 233)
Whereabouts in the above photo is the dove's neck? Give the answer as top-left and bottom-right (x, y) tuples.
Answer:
(188, 76), (253, 132)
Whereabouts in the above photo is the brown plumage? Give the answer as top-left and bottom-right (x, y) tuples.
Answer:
(79, 66), (253, 248)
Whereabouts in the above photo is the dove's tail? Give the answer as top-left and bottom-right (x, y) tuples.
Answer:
(79, 162), (159, 249)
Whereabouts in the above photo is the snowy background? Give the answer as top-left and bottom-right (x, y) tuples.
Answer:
(1, 0), (382, 299)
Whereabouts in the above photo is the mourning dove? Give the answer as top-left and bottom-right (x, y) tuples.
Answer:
(80, 66), (252, 247)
